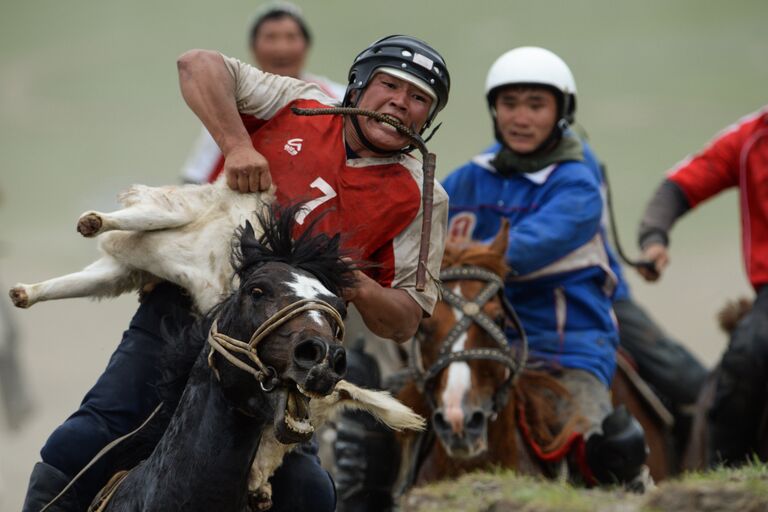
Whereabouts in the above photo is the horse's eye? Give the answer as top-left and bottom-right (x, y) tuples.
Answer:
(251, 287), (263, 299)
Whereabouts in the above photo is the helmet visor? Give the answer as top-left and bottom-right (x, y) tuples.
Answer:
(375, 67), (437, 99)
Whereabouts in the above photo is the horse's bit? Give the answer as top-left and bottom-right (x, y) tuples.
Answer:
(411, 265), (528, 414)
(207, 297), (345, 391)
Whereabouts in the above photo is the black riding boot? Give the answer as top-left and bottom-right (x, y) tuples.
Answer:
(21, 462), (81, 512)
(586, 406), (649, 490)
(334, 345), (399, 512)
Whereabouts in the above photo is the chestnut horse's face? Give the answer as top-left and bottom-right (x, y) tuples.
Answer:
(422, 281), (507, 458)
(417, 220), (514, 459)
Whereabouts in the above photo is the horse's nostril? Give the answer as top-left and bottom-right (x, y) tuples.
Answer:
(433, 411), (450, 432)
(466, 410), (485, 431)
(293, 338), (328, 368)
(329, 346), (347, 375)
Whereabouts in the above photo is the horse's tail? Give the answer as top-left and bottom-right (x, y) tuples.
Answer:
(717, 296), (752, 334)
(312, 380), (426, 432)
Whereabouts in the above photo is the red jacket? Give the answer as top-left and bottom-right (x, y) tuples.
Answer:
(667, 107), (768, 289)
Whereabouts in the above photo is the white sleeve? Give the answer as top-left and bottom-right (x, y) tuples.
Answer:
(391, 181), (448, 316)
(180, 127), (221, 184)
(222, 55), (334, 119)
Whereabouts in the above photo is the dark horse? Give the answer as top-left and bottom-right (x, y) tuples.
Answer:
(396, 221), (590, 487)
(96, 204), (353, 512)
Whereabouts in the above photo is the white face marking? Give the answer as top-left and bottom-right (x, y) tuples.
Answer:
(440, 285), (472, 432)
(287, 272), (333, 300)
(288, 272), (335, 328)
(308, 311), (325, 327)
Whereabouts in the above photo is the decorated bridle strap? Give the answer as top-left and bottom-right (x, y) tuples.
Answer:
(411, 264), (530, 413)
(438, 284), (507, 356)
(421, 348), (520, 385)
(207, 298), (345, 381)
(437, 267), (513, 356)
(439, 266), (504, 284)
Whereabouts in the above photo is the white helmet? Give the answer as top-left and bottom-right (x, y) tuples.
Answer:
(485, 46), (577, 124)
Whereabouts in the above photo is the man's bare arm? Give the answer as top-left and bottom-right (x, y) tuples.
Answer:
(177, 50), (270, 192)
(343, 270), (422, 344)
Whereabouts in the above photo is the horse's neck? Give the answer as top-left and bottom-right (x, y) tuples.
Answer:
(140, 355), (268, 509)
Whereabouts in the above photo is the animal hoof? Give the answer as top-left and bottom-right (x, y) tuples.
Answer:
(247, 491), (272, 511)
(77, 213), (103, 237)
(9, 286), (29, 308)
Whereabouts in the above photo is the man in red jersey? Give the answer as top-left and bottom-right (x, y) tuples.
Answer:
(637, 106), (768, 467)
(177, 35), (449, 338)
(21, 35), (450, 512)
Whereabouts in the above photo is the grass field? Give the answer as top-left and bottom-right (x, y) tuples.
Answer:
(1, 0), (767, 509)
(403, 463), (768, 511)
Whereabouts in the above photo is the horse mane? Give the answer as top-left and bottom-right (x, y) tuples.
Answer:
(441, 244), (509, 278)
(235, 202), (357, 296)
(515, 371), (588, 456)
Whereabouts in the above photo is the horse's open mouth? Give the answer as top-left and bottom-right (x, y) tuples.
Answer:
(274, 384), (318, 444)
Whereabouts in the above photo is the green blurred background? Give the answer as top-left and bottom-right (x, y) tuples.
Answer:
(0, 0), (766, 508)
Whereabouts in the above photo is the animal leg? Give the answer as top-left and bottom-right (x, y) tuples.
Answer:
(248, 430), (295, 511)
(77, 204), (198, 238)
(9, 256), (138, 308)
(247, 481), (273, 512)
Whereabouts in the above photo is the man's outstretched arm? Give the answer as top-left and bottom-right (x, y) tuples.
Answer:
(177, 50), (270, 192)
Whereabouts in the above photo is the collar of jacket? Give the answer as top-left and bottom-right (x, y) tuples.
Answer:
(490, 132), (584, 176)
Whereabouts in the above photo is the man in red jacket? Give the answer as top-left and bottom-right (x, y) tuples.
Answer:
(637, 107), (768, 466)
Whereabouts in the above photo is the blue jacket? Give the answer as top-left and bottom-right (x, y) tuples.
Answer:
(442, 143), (620, 385)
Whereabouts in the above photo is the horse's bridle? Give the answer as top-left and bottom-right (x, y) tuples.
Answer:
(207, 298), (345, 391)
(411, 265), (528, 414)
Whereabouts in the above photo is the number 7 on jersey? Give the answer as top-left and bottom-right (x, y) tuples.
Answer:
(295, 177), (337, 225)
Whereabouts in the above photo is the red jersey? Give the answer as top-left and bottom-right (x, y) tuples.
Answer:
(210, 55), (447, 313)
(667, 107), (768, 289)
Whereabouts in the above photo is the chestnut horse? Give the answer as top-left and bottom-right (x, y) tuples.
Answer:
(396, 221), (591, 489)
(395, 221), (677, 492)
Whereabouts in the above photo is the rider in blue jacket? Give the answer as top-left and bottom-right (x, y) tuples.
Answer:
(444, 142), (619, 385)
(455, 138), (707, 451)
(443, 47), (649, 486)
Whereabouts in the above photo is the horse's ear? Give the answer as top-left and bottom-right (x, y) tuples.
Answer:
(489, 218), (510, 256)
(243, 220), (256, 241)
(239, 220), (257, 258)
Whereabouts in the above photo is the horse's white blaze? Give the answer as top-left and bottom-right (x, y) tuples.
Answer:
(307, 311), (324, 327)
(287, 272), (334, 328)
(287, 272), (333, 301)
(441, 285), (472, 434)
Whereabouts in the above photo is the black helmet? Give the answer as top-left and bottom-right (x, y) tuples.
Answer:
(344, 35), (450, 130)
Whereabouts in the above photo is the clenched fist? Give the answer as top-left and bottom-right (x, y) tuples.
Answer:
(224, 144), (272, 193)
